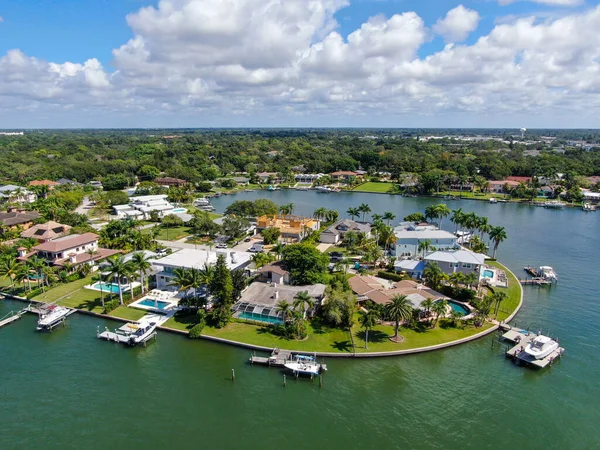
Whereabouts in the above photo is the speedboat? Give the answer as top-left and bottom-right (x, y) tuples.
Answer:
(539, 266), (558, 281)
(583, 203), (596, 212)
(118, 320), (158, 346)
(284, 355), (325, 376)
(524, 335), (559, 360)
(37, 305), (72, 331)
(315, 186), (332, 193)
(489, 198), (497, 204)
(543, 201), (566, 209)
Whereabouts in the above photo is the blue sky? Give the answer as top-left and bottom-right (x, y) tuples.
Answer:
(0, 0), (598, 128)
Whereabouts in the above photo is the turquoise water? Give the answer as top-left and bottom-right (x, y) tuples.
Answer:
(172, 208), (186, 213)
(483, 269), (495, 278)
(137, 299), (170, 310)
(91, 282), (122, 294)
(2, 192), (600, 448)
(238, 311), (284, 325)
(446, 300), (471, 316)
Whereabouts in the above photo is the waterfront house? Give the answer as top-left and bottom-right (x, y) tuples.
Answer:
(256, 215), (319, 241)
(0, 185), (37, 204)
(257, 172), (281, 184)
(394, 222), (458, 257)
(294, 173), (323, 184)
(56, 178), (82, 186)
(257, 261), (290, 285)
(489, 180), (520, 194)
(394, 259), (426, 279)
(234, 281), (326, 322)
(114, 194), (185, 220)
(152, 248), (252, 289)
(17, 232), (119, 268)
(153, 177), (188, 188)
(20, 220), (71, 242)
(319, 219), (372, 244)
(537, 186), (555, 198)
(330, 171), (360, 182)
(582, 190), (600, 204)
(0, 210), (41, 229)
(424, 249), (487, 276)
(506, 176), (533, 184)
(349, 275), (447, 308)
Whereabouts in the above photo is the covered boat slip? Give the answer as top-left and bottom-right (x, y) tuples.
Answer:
(502, 328), (564, 369)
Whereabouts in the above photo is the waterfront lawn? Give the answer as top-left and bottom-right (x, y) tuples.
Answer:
(142, 226), (191, 241)
(163, 311), (199, 332)
(202, 321), (354, 353)
(109, 306), (147, 321)
(32, 276), (93, 304)
(353, 182), (392, 193)
(352, 321), (494, 353)
(486, 260), (521, 322)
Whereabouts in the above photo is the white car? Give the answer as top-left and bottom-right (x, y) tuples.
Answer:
(215, 243), (228, 249)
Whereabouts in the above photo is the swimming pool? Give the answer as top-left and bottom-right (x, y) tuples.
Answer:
(91, 282), (126, 294)
(482, 269), (495, 278)
(447, 300), (470, 316)
(172, 208), (187, 213)
(137, 299), (171, 310)
(238, 312), (283, 325)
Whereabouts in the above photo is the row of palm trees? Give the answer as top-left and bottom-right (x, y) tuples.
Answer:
(449, 208), (507, 258)
(312, 207), (339, 223)
(347, 204), (396, 224)
(274, 291), (314, 340)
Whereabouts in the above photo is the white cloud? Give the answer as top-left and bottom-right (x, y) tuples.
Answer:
(0, 16), (4, 23)
(433, 5), (480, 43)
(498, 0), (583, 6)
(2, 1), (600, 126)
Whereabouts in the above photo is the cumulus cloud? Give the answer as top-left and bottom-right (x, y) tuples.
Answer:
(2, 0), (600, 126)
(433, 5), (480, 43)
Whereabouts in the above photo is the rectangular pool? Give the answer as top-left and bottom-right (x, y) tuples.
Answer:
(238, 312), (283, 325)
(138, 299), (171, 310)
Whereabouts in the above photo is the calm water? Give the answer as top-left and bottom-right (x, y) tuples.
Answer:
(1, 192), (599, 449)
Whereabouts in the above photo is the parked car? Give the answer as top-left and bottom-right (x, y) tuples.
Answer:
(244, 237), (252, 242)
(248, 243), (264, 253)
(215, 243), (228, 249)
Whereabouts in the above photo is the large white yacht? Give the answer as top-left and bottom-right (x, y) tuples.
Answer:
(524, 335), (559, 360)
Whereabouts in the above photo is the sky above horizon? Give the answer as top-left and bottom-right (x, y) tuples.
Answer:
(1, 0), (599, 129)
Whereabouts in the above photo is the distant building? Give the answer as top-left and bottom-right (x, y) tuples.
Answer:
(256, 215), (319, 241)
(489, 180), (520, 194)
(56, 178), (82, 186)
(28, 180), (60, 190)
(153, 177), (188, 187)
(257, 261), (290, 285)
(330, 171), (359, 182)
(20, 221), (71, 242)
(0, 210), (41, 229)
(320, 219), (371, 245)
(256, 172), (281, 184)
(0, 185), (37, 204)
(113, 194), (186, 220)
(506, 176), (533, 183)
(349, 275), (447, 308)
(17, 232), (119, 268)
(294, 173), (323, 183)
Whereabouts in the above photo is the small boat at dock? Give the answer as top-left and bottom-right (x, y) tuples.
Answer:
(524, 265), (558, 282)
(489, 198), (497, 204)
(524, 335), (560, 360)
(582, 203), (596, 212)
(284, 354), (326, 376)
(36, 305), (74, 331)
(97, 315), (158, 346)
(543, 200), (566, 209)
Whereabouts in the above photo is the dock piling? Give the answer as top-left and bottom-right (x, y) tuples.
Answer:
(283, 374), (286, 387)
(231, 368), (235, 381)
(319, 375), (323, 388)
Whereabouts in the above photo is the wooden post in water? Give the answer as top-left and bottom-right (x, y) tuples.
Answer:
(283, 374), (286, 387)
(319, 374), (323, 388)
(232, 369), (235, 381)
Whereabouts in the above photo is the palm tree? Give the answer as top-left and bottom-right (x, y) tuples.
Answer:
(347, 207), (360, 221)
(383, 211), (396, 226)
(379, 226), (397, 251)
(105, 254), (128, 305)
(418, 239), (431, 258)
(449, 272), (466, 288)
(27, 256), (46, 291)
(91, 273), (106, 308)
(424, 205), (439, 224)
(359, 309), (378, 349)
(423, 262), (445, 290)
(293, 290), (314, 319)
(198, 263), (215, 287)
(276, 300), (292, 323)
(489, 226), (507, 259)
(421, 298), (434, 321)
(13, 264), (28, 293)
(386, 295), (413, 340)
(464, 271), (479, 291)
(435, 204), (451, 229)
(358, 203), (371, 222)
(0, 257), (21, 294)
(431, 300), (448, 327)
(477, 216), (491, 239)
(325, 209), (339, 223)
(313, 207), (327, 222)
(169, 267), (193, 297)
(450, 208), (464, 235)
(131, 251), (152, 295)
(492, 291), (507, 318)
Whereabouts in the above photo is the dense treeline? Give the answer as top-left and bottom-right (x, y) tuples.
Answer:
(1, 129), (599, 185)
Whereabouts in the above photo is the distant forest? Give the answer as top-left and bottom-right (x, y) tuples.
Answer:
(0, 128), (599, 185)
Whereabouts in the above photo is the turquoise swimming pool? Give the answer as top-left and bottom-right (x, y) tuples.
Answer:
(482, 269), (495, 278)
(238, 312), (283, 325)
(91, 282), (124, 294)
(138, 299), (170, 310)
(447, 300), (470, 316)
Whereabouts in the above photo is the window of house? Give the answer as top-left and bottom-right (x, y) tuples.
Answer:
(462, 263), (471, 268)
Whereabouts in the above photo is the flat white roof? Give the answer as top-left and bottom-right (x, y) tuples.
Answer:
(153, 248), (252, 271)
(425, 250), (487, 265)
(130, 194), (169, 202)
(394, 229), (457, 240)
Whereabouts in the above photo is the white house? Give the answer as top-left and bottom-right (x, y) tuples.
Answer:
(394, 222), (458, 257)
(113, 194), (187, 219)
(0, 185), (37, 204)
(152, 248), (252, 289)
(320, 219), (371, 244)
(424, 250), (487, 276)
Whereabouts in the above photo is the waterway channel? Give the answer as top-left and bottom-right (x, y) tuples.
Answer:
(1, 191), (599, 448)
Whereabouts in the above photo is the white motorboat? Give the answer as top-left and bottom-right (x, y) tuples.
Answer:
(539, 266), (558, 281)
(489, 197), (498, 204)
(37, 305), (72, 331)
(315, 186), (332, 193)
(118, 319), (158, 346)
(543, 201), (566, 209)
(284, 355), (325, 376)
(524, 335), (559, 360)
(583, 203), (596, 212)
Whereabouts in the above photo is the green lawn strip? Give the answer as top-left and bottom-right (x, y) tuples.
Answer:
(31, 276), (94, 304)
(202, 321), (354, 353)
(352, 182), (392, 193)
(486, 260), (521, 321)
(109, 306), (147, 321)
(352, 321), (494, 352)
(141, 226), (192, 241)
(163, 312), (199, 332)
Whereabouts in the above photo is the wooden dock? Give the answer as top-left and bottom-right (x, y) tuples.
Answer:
(502, 328), (564, 369)
(249, 348), (327, 372)
(519, 278), (553, 286)
(0, 310), (24, 328)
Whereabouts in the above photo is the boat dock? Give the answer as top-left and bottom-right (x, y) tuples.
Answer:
(250, 348), (327, 372)
(501, 328), (564, 369)
(519, 278), (553, 286)
(0, 310), (25, 328)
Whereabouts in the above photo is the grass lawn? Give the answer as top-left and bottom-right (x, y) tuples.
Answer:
(203, 320), (354, 353)
(486, 260), (522, 321)
(326, 246), (347, 254)
(31, 276), (94, 304)
(109, 306), (147, 321)
(163, 311), (199, 332)
(353, 182), (393, 193)
(142, 226), (192, 241)
(352, 321), (494, 353)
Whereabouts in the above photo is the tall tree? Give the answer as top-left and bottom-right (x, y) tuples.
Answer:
(489, 226), (507, 259)
(359, 309), (378, 349)
(105, 254), (128, 305)
(131, 251), (152, 295)
(386, 295), (413, 340)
